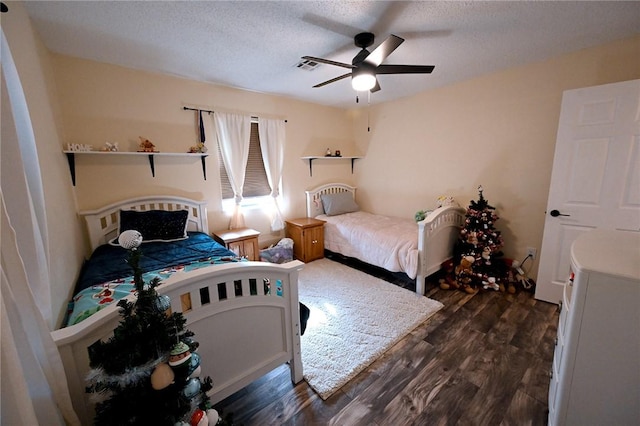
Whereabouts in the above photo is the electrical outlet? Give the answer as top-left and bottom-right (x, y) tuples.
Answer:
(527, 247), (537, 260)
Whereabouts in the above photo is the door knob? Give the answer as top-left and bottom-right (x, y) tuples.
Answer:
(550, 209), (570, 217)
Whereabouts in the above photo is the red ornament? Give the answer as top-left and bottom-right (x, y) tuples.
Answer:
(190, 409), (205, 426)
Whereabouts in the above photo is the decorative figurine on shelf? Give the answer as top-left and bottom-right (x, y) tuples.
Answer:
(66, 143), (93, 152)
(188, 142), (208, 153)
(325, 148), (332, 157)
(138, 136), (157, 152)
(101, 142), (119, 152)
(334, 150), (342, 157)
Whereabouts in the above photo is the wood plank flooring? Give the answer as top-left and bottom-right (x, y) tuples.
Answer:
(213, 255), (558, 425)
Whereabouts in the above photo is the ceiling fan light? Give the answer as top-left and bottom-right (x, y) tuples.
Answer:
(352, 73), (376, 91)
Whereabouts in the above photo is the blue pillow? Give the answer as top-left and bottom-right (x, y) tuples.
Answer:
(110, 209), (189, 245)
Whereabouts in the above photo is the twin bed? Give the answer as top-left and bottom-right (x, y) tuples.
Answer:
(306, 183), (465, 294)
(51, 196), (304, 425)
(52, 185), (464, 423)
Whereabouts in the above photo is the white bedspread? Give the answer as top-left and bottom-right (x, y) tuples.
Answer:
(318, 211), (419, 279)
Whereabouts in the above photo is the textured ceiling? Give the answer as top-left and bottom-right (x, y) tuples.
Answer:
(22, 1), (640, 109)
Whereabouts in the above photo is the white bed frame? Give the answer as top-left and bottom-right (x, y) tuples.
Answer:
(306, 183), (465, 295)
(51, 196), (304, 425)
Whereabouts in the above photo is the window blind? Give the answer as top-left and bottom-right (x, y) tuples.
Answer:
(218, 122), (270, 199)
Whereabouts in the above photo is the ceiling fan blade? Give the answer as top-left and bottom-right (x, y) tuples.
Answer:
(376, 64), (435, 74)
(370, 79), (381, 93)
(363, 34), (404, 66)
(302, 56), (354, 70)
(312, 72), (351, 88)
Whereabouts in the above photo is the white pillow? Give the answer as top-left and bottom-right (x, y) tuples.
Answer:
(321, 192), (360, 216)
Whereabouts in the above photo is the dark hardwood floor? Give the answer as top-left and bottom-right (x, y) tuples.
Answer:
(213, 254), (558, 426)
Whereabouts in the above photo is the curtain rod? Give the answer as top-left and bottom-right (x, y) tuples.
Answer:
(182, 106), (287, 122)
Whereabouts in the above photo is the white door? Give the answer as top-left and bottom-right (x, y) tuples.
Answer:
(535, 79), (640, 304)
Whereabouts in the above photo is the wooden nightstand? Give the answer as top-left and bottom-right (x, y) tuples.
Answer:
(212, 227), (260, 261)
(285, 217), (326, 263)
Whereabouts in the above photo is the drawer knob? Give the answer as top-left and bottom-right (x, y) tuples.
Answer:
(558, 300), (563, 312)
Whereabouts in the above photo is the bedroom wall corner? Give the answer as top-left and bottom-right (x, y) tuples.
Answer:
(2, 1), (86, 327)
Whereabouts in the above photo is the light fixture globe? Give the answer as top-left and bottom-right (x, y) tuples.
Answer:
(351, 66), (376, 91)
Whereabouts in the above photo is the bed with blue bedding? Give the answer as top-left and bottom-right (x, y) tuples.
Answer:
(51, 196), (306, 424)
(65, 231), (241, 326)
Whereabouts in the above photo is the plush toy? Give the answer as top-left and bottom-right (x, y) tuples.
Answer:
(439, 255), (477, 293)
(138, 136), (156, 152)
(414, 210), (430, 222)
(436, 195), (458, 208)
(482, 277), (499, 291)
(439, 259), (459, 290)
(455, 255), (478, 294)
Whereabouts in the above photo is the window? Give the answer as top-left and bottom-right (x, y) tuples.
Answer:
(218, 122), (270, 200)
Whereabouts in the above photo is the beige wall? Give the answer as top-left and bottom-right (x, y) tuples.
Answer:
(352, 35), (640, 278)
(52, 55), (357, 245)
(2, 1), (86, 327)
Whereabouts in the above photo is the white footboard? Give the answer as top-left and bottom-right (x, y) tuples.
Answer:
(51, 260), (304, 425)
(416, 206), (465, 294)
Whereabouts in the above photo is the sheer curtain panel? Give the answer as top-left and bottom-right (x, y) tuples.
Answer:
(214, 112), (251, 229)
(258, 118), (286, 231)
(1, 29), (80, 425)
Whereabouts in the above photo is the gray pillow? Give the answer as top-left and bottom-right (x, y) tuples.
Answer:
(321, 192), (360, 216)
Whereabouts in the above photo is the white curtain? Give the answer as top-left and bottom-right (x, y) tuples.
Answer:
(214, 112), (251, 229)
(1, 29), (80, 426)
(1, 29), (52, 326)
(1, 196), (81, 426)
(258, 118), (286, 231)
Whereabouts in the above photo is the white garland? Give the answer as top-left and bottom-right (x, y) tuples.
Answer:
(86, 356), (166, 389)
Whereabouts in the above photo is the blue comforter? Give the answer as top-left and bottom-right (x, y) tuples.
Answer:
(75, 232), (236, 293)
(65, 232), (239, 326)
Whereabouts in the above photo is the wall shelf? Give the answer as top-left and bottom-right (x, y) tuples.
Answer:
(63, 151), (208, 186)
(301, 156), (362, 177)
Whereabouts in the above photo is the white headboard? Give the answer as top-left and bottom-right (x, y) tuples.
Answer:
(80, 196), (209, 251)
(305, 183), (356, 218)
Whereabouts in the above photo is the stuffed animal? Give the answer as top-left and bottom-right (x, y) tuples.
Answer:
(439, 259), (459, 290)
(436, 195), (458, 208)
(138, 136), (156, 152)
(456, 255), (478, 294)
(414, 210), (430, 222)
(439, 255), (478, 293)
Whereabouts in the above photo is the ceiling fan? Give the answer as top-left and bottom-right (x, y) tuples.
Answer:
(302, 32), (435, 93)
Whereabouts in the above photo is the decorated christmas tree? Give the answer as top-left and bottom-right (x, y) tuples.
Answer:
(85, 230), (223, 426)
(442, 186), (507, 293)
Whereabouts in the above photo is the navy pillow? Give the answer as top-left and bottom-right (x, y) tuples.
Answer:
(110, 209), (189, 245)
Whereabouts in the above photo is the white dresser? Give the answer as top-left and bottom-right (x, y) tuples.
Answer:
(548, 230), (640, 426)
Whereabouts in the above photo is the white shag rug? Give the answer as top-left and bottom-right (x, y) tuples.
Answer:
(298, 258), (443, 400)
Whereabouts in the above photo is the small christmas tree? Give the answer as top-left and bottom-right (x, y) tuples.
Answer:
(85, 230), (222, 426)
(445, 186), (506, 293)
